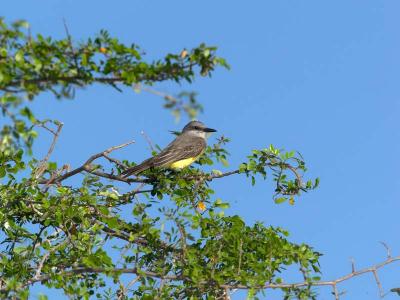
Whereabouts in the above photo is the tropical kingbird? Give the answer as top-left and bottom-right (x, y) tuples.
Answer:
(121, 121), (216, 177)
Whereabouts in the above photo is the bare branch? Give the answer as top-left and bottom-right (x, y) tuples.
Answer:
(117, 275), (142, 300)
(332, 284), (339, 300)
(380, 241), (392, 258)
(175, 219), (187, 260)
(33, 133), (306, 195)
(219, 253), (400, 298)
(103, 153), (126, 169)
(32, 233), (69, 281)
(141, 130), (155, 152)
(0, 102), (17, 121)
(126, 276), (141, 291)
(7, 241), (400, 299)
(372, 269), (384, 298)
(34, 122), (63, 178)
(135, 84), (182, 109)
(41, 140), (135, 185)
(350, 257), (355, 273)
(205, 170), (240, 180)
(33, 251), (51, 281)
(62, 18), (80, 71)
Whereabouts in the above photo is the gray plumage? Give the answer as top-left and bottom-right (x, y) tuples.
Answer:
(121, 121), (216, 177)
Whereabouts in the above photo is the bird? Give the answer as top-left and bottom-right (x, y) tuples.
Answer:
(121, 121), (217, 177)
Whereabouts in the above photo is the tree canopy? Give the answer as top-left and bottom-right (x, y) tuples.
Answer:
(0, 19), (325, 299)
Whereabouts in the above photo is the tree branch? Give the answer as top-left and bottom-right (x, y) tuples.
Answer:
(36, 139), (246, 186)
(19, 254), (399, 299)
(41, 140), (136, 185)
(38, 138), (305, 192)
(7, 62), (196, 91)
(221, 253), (400, 298)
(34, 122), (64, 178)
(20, 266), (181, 290)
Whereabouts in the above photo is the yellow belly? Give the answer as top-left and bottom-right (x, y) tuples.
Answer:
(169, 156), (199, 169)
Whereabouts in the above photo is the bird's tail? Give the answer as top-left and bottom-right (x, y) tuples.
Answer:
(121, 162), (151, 178)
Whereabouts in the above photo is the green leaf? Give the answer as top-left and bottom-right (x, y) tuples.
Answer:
(220, 157), (229, 167)
(0, 167), (6, 178)
(15, 50), (24, 63)
(274, 197), (287, 204)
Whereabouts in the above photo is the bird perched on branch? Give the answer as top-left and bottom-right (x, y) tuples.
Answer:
(121, 121), (217, 177)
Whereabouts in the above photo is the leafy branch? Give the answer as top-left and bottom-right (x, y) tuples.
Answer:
(0, 125), (321, 298)
(0, 18), (228, 153)
(227, 244), (400, 300)
(11, 249), (399, 299)
(3, 16), (389, 300)
(35, 136), (317, 204)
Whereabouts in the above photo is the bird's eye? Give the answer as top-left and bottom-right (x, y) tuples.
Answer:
(194, 126), (199, 130)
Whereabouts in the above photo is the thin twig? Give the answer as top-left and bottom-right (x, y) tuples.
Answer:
(141, 130), (155, 152)
(380, 241), (392, 258)
(33, 237), (69, 281)
(0, 102), (17, 121)
(20, 266), (181, 290)
(136, 84), (181, 107)
(237, 239), (243, 276)
(7, 62), (196, 89)
(34, 252), (50, 280)
(62, 19), (79, 72)
(117, 275), (142, 300)
(41, 140), (135, 184)
(350, 257), (355, 273)
(6, 247), (400, 299)
(219, 254), (400, 295)
(95, 219), (178, 253)
(27, 227), (63, 257)
(125, 276), (141, 291)
(333, 284), (339, 300)
(33, 135), (305, 192)
(35, 122), (64, 178)
(103, 153), (126, 170)
(372, 269), (384, 298)
(175, 219), (187, 260)
(35, 122), (57, 135)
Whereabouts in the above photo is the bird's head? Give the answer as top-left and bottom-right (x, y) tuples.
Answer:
(181, 121), (217, 139)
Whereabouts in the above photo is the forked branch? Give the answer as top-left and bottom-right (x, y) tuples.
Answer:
(226, 249), (400, 299)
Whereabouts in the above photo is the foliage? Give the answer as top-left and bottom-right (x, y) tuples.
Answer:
(0, 18), (228, 152)
(0, 19), (321, 299)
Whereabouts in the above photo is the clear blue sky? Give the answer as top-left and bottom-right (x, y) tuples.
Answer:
(3, 1), (400, 299)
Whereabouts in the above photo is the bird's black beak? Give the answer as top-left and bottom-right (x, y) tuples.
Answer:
(203, 127), (217, 133)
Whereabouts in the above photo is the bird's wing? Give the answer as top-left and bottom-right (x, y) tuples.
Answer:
(148, 136), (206, 167)
(121, 136), (206, 177)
